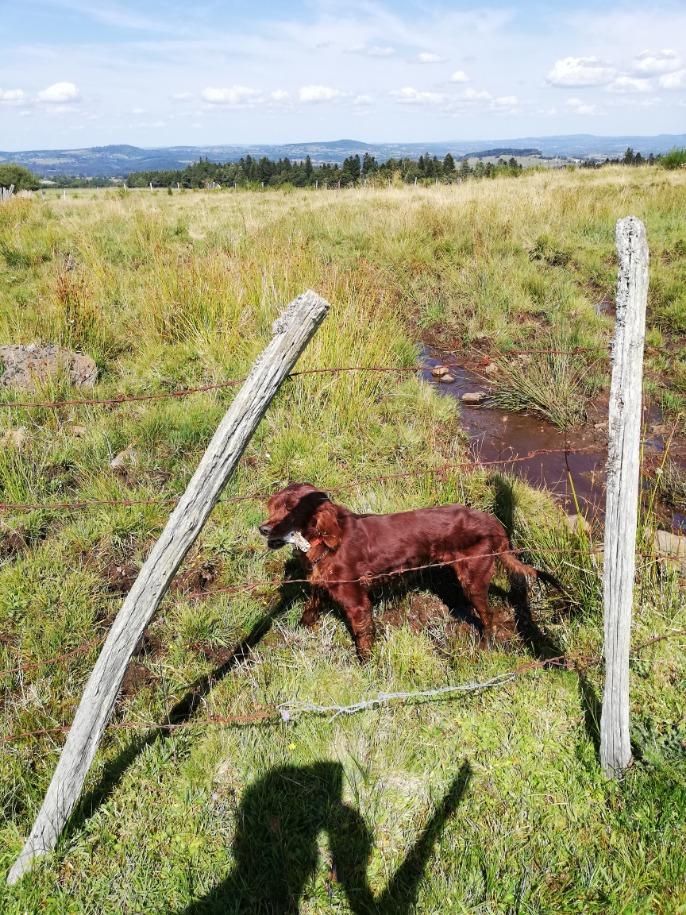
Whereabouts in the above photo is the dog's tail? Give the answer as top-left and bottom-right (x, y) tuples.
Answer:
(498, 540), (563, 592)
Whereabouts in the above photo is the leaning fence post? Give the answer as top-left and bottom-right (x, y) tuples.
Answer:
(600, 217), (649, 778)
(7, 290), (330, 885)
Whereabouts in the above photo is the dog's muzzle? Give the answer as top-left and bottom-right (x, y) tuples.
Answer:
(259, 525), (310, 552)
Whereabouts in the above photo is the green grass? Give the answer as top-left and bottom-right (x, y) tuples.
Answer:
(1, 170), (685, 913)
(486, 343), (597, 429)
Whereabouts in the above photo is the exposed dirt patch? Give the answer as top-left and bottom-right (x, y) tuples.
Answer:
(173, 558), (221, 595)
(380, 592), (449, 633)
(120, 661), (158, 697)
(0, 523), (29, 560)
(133, 630), (164, 659)
(103, 561), (139, 594)
(190, 643), (238, 666)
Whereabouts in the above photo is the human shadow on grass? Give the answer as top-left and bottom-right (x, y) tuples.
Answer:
(65, 562), (306, 841)
(178, 759), (472, 915)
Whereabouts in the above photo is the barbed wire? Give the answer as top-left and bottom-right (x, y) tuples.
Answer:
(4, 629), (686, 745)
(0, 345), (611, 412)
(2, 537), (683, 685)
(0, 445), (606, 515)
(1, 355), (683, 744)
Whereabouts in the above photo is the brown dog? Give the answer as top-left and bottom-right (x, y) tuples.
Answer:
(259, 483), (559, 660)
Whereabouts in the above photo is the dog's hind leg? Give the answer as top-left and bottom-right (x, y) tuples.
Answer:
(451, 555), (500, 638)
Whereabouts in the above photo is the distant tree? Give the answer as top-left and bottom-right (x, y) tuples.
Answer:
(0, 163), (40, 191)
(623, 147), (635, 165)
(342, 155), (361, 181)
(304, 155), (313, 179)
(443, 153), (455, 173)
(459, 158), (471, 179)
(362, 152), (378, 175)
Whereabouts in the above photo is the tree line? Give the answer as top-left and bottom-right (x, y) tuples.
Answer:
(122, 152), (526, 189)
(2, 147), (684, 192)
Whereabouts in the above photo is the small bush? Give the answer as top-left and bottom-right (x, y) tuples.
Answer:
(0, 163), (40, 191)
(487, 348), (593, 428)
(661, 148), (686, 170)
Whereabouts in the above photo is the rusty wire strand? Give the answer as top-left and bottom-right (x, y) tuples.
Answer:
(0, 445), (606, 514)
(0, 346), (608, 412)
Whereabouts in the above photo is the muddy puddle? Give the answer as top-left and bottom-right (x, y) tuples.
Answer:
(421, 347), (686, 532)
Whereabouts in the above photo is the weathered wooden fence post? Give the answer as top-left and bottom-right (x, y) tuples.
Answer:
(7, 290), (330, 884)
(600, 217), (649, 777)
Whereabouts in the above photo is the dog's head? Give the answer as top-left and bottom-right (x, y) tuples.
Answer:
(259, 483), (343, 552)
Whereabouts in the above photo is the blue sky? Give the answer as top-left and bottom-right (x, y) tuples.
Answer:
(1, 0), (685, 150)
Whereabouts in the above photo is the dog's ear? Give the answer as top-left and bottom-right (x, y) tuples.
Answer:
(314, 502), (342, 550)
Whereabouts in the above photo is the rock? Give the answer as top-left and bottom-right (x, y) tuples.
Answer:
(461, 392), (486, 405)
(654, 529), (686, 559)
(564, 513), (591, 535)
(110, 445), (138, 473)
(0, 344), (97, 391)
(1, 427), (28, 449)
(438, 373), (455, 384)
(70, 425), (88, 438)
(431, 364), (450, 378)
(483, 362), (499, 377)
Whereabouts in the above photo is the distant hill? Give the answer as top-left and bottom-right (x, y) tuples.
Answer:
(1, 135), (684, 178)
(465, 148), (541, 159)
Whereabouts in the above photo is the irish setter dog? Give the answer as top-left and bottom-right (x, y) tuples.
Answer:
(259, 483), (559, 660)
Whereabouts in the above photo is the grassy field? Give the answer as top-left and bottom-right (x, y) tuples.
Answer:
(1, 168), (685, 913)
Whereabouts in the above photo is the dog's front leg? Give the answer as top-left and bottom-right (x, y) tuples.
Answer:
(299, 588), (323, 628)
(343, 594), (375, 662)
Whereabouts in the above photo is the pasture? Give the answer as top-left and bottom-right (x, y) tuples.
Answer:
(1, 167), (685, 913)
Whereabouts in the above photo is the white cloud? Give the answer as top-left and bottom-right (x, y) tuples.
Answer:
(547, 57), (614, 87)
(658, 69), (686, 89)
(172, 91), (192, 101)
(462, 87), (492, 101)
(608, 76), (652, 93)
(493, 95), (519, 108)
(269, 89), (290, 102)
(298, 85), (344, 102)
(37, 81), (80, 103)
(417, 51), (443, 64)
(350, 44), (395, 57)
(201, 85), (260, 106)
(352, 94), (373, 106)
(633, 49), (682, 75)
(391, 86), (446, 105)
(450, 70), (469, 83)
(131, 107), (146, 115)
(566, 97), (597, 115)
(0, 88), (25, 105)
